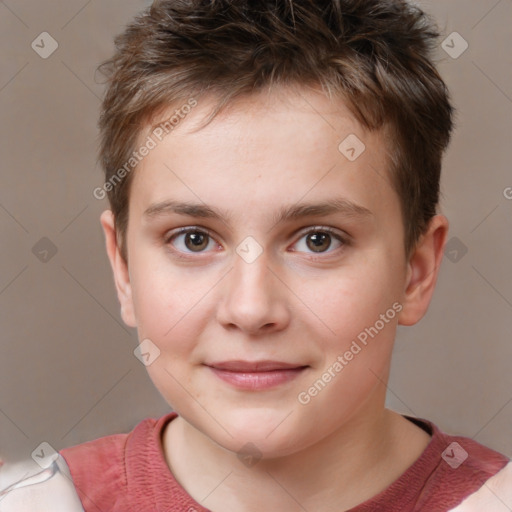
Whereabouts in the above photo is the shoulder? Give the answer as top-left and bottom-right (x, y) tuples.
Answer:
(60, 413), (176, 511)
(408, 416), (511, 510)
(60, 431), (130, 510)
(0, 455), (84, 511)
(61, 432), (128, 487)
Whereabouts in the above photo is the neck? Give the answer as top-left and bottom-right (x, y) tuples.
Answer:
(163, 398), (430, 511)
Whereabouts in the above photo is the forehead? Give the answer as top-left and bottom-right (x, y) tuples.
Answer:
(129, 87), (398, 227)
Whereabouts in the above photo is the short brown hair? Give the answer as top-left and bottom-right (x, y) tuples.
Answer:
(98, 0), (454, 260)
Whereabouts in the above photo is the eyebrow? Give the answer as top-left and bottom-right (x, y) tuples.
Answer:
(143, 198), (373, 226)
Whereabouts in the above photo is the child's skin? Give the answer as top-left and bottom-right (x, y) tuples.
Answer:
(101, 86), (448, 511)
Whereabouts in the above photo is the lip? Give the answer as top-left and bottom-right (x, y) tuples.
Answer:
(205, 360), (308, 390)
(207, 360), (306, 372)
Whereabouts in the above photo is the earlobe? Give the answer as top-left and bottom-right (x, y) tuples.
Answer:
(100, 210), (137, 328)
(398, 215), (449, 326)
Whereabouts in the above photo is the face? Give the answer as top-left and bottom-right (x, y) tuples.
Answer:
(106, 87), (418, 458)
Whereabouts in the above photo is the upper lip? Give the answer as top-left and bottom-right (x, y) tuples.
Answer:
(206, 360), (308, 372)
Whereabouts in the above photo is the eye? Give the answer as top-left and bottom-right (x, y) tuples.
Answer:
(166, 227), (219, 253)
(291, 227), (347, 254)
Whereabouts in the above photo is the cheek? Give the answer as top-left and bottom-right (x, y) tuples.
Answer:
(299, 262), (399, 343)
(128, 253), (207, 350)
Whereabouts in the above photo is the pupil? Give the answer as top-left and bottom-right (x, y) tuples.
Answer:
(306, 232), (331, 252)
(185, 232), (208, 251)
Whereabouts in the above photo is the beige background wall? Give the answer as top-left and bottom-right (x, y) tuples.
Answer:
(1, 0), (511, 463)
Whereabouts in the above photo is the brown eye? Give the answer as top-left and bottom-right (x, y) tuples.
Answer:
(184, 232), (209, 251)
(291, 228), (346, 255)
(168, 229), (216, 253)
(305, 232), (332, 252)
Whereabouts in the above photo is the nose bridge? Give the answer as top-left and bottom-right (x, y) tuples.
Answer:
(216, 242), (289, 333)
(229, 244), (274, 308)
(232, 246), (271, 294)
(229, 233), (273, 292)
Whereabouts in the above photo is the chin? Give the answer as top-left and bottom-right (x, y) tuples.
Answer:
(204, 406), (305, 458)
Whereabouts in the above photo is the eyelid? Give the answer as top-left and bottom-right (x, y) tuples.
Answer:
(291, 225), (350, 246)
(165, 225), (217, 243)
(287, 227), (349, 259)
(165, 226), (222, 256)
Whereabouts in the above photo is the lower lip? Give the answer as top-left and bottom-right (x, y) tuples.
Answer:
(208, 367), (307, 390)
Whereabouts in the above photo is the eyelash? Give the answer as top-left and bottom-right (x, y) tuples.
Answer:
(164, 226), (350, 259)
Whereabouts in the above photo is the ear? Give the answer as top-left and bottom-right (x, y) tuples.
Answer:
(398, 214), (449, 326)
(100, 210), (137, 328)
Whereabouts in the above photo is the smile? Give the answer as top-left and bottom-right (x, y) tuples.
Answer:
(205, 361), (309, 390)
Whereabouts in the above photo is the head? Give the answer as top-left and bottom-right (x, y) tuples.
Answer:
(98, 0), (453, 457)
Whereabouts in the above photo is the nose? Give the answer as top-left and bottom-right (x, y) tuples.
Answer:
(216, 248), (291, 335)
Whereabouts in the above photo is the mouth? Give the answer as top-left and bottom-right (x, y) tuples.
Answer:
(205, 360), (309, 390)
